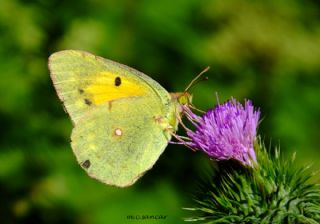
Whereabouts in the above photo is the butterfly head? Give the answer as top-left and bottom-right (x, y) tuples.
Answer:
(170, 92), (193, 107)
(169, 67), (209, 129)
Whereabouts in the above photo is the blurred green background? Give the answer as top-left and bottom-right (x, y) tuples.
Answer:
(1, 0), (320, 223)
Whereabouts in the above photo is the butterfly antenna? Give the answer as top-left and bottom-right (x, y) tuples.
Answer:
(185, 66), (210, 92)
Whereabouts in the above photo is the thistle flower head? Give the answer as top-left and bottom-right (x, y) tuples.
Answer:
(183, 98), (260, 166)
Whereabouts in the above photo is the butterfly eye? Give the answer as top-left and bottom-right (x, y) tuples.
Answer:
(115, 77), (121, 86)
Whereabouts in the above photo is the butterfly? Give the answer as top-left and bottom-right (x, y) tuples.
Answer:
(48, 50), (194, 187)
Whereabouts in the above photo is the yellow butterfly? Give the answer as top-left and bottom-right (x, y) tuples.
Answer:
(49, 50), (192, 187)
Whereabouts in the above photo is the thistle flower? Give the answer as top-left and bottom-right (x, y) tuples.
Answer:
(183, 98), (260, 166)
(182, 99), (320, 223)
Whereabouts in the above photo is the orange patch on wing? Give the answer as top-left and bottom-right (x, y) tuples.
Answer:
(84, 72), (146, 105)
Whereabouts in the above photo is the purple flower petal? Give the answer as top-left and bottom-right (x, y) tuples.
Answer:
(183, 98), (260, 166)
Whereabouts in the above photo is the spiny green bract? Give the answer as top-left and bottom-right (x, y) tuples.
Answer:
(184, 139), (320, 224)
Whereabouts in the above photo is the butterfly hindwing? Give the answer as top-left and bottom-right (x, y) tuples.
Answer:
(71, 97), (169, 187)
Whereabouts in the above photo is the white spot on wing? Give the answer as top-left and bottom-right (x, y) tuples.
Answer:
(114, 128), (122, 136)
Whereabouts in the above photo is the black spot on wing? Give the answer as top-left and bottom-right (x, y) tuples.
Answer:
(115, 77), (121, 86)
(81, 160), (91, 169)
(84, 98), (92, 105)
(79, 88), (84, 94)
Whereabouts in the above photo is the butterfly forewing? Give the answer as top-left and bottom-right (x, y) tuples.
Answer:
(49, 50), (171, 124)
